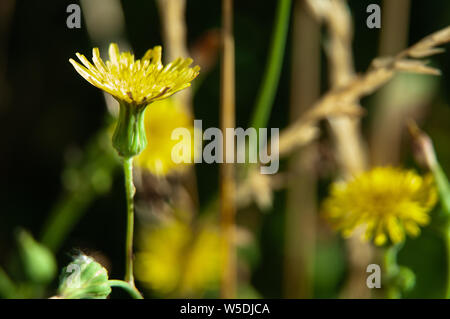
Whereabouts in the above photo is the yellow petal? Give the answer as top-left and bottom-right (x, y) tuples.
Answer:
(108, 43), (120, 66)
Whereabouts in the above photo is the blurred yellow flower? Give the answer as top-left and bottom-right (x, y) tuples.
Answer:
(135, 219), (221, 296)
(134, 98), (198, 176)
(69, 43), (200, 106)
(322, 167), (437, 246)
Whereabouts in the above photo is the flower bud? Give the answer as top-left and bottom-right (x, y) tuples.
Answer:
(16, 229), (57, 284)
(58, 254), (111, 299)
(112, 102), (148, 158)
(407, 120), (437, 170)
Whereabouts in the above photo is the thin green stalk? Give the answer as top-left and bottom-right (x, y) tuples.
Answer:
(249, 0), (291, 131)
(40, 126), (117, 252)
(431, 163), (450, 297)
(109, 280), (143, 299)
(383, 245), (401, 299)
(444, 229), (450, 299)
(408, 123), (450, 298)
(41, 193), (92, 251)
(432, 163), (450, 215)
(123, 157), (136, 286)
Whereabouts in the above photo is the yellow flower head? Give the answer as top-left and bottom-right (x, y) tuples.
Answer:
(69, 43), (200, 105)
(135, 219), (221, 296)
(135, 98), (199, 176)
(322, 167), (437, 246)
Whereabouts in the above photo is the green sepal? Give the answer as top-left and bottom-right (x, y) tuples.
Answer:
(112, 101), (148, 158)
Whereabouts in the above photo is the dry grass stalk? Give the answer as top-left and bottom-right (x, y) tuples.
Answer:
(156, 0), (200, 213)
(79, 0), (128, 117)
(306, 0), (367, 177)
(306, 0), (354, 87)
(156, 0), (193, 113)
(371, 0), (411, 166)
(306, 0), (371, 299)
(283, 0), (321, 298)
(277, 25), (450, 158)
(378, 0), (411, 56)
(236, 168), (283, 210)
(219, 0), (237, 299)
(398, 26), (450, 59)
(156, 0), (189, 62)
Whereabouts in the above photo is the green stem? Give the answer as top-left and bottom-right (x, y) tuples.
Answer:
(432, 163), (450, 217)
(108, 280), (143, 299)
(445, 229), (450, 299)
(41, 195), (90, 251)
(249, 0), (291, 131)
(430, 163), (450, 298)
(383, 245), (401, 299)
(40, 125), (118, 252)
(123, 157), (136, 286)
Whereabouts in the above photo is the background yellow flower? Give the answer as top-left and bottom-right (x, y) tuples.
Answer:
(135, 98), (199, 177)
(135, 219), (221, 296)
(322, 167), (437, 246)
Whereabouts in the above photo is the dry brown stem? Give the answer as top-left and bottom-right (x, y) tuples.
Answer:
(277, 25), (450, 157)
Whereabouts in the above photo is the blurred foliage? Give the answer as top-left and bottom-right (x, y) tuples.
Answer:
(0, 0), (449, 298)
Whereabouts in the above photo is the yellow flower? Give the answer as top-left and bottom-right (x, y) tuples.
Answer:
(135, 219), (221, 296)
(322, 167), (437, 246)
(135, 98), (199, 176)
(69, 43), (200, 106)
(70, 43), (199, 157)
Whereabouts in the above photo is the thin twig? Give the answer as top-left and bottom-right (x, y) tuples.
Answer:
(219, 0), (236, 299)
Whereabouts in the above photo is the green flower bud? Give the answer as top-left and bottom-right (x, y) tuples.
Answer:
(112, 102), (148, 158)
(16, 229), (57, 284)
(58, 255), (111, 299)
